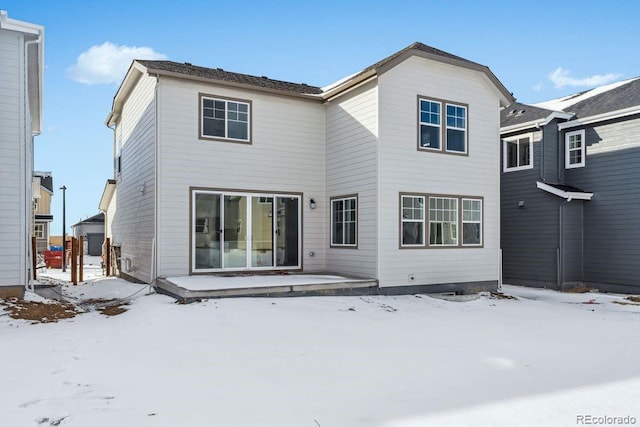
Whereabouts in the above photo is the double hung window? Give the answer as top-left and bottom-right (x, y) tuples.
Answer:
(331, 196), (357, 247)
(200, 95), (251, 143)
(418, 97), (468, 154)
(565, 129), (585, 168)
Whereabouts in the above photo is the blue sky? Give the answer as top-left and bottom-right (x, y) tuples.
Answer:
(3, 0), (640, 235)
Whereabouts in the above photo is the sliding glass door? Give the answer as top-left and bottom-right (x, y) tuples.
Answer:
(193, 190), (300, 272)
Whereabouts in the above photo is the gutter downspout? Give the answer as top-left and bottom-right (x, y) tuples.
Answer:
(24, 34), (42, 292)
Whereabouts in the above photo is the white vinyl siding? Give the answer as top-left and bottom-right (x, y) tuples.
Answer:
(110, 73), (157, 283)
(156, 79), (326, 277)
(0, 29), (28, 289)
(325, 79), (378, 278)
(378, 56), (501, 287)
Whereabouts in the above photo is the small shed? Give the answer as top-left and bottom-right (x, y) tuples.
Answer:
(71, 213), (105, 256)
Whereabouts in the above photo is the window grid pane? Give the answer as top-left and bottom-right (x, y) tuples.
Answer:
(202, 97), (250, 141)
(462, 199), (482, 245)
(401, 196), (425, 246)
(429, 197), (458, 245)
(332, 197), (357, 246)
(419, 99), (441, 150)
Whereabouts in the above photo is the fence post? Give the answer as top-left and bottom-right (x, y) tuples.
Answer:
(32, 236), (37, 280)
(79, 235), (84, 282)
(105, 238), (111, 277)
(71, 237), (78, 285)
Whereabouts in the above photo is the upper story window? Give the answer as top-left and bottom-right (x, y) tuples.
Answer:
(200, 94), (251, 143)
(331, 195), (357, 247)
(503, 135), (533, 172)
(419, 99), (441, 150)
(565, 129), (585, 169)
(446, 104), (467, 153)
(34, 223), (45, 239)
(418, 97), (468, 155)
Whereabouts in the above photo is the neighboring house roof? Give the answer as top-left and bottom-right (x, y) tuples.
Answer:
(72, 212), (105, 228)
(502, 77), (640, 132)
(98, 179), (116, 212)
(108, 42), (514, 126)
(34, 171), (53, 193)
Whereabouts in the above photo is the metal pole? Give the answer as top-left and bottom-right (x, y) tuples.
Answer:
(60, 185), (67, 272)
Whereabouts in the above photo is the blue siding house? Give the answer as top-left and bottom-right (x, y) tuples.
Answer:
(500, 77), (640, 294)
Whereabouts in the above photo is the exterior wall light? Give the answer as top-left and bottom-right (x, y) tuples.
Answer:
(309, 198), (316, 209)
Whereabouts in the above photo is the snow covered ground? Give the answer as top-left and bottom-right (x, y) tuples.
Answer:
(2, 269), (640, 426)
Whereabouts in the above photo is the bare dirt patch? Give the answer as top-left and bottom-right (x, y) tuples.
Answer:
(562, 284), (595, 293)
(0, 298), (78, 324)
(490, 291), (517, 300)
(97, 302), (129, 316)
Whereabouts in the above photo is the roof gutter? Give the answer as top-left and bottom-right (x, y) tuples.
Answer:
(557, 105), (640, 130)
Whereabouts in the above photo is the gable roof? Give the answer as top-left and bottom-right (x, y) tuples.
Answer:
(72, 212), (105, 228)
(108, 42), (514, 125)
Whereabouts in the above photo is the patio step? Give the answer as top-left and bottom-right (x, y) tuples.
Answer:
(154, 275), (379, 303)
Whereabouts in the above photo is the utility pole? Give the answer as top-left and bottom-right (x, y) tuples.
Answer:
(60, 185), (67, 272)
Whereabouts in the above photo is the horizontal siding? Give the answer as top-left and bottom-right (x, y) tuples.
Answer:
(325, 80), (378, 278)
(501, 139), (559, 285)
(156, 79), (326, 277)
(377, 56), (502, 287)
(111, 74), (157, 283)
(0, 30), (25, 287)
(566, 121), (640, 289)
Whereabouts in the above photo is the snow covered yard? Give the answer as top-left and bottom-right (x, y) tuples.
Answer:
(1, 275), (640, 427)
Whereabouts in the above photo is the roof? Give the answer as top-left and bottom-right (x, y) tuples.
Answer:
(503, 77), (640, 131)
(72, 212), (105, 228)
(136, 60), (323, 95)
(99, 179), (116, 212)
(34, 171), (53, 193)
(108, 42), (514, 125)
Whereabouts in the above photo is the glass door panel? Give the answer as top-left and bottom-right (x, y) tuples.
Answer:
(223, 195), (247, 269)
(276, 197), (299, 267)
(251, 196), (274, 267)
(194, 192), (221, 269)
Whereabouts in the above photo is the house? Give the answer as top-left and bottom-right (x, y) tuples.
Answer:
(500, 77), (640, 294)
(0, 11), (44, 298)
(71, 213), (105, 256)
(103, 42), (513, 295)
(33, 171), (54, 254)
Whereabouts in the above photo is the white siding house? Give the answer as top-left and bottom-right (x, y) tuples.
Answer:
(104, 43), (513, 294)
(0, 11), (43, 298)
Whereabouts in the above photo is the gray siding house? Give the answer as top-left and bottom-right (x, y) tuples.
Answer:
(71, 213), (105, 256)
(501, 77), (640, 293)
(104, 42), (513, 295)
(0, 11), (43, 298)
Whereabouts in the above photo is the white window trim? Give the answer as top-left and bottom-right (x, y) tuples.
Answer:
(461, 198), (483, 247)
(401, 195), (426, 247)
(445, 103), (468, 154)
(200, 95), (251, 143)
(565, 129), (585, 169)
(330, 195), (358, 247)
(503, 134), (534, 172)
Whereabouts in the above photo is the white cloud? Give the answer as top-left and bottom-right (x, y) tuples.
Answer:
(533, 82), (543, 92)
(67, 42), (167, 85)
(548, 67), (622, 89)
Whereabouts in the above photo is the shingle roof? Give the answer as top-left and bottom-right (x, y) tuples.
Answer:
(567, 78), (640, 118)
(503, 77), (640, 129)
(136, 60), (323, 95)
(501, 102), (555, 128)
